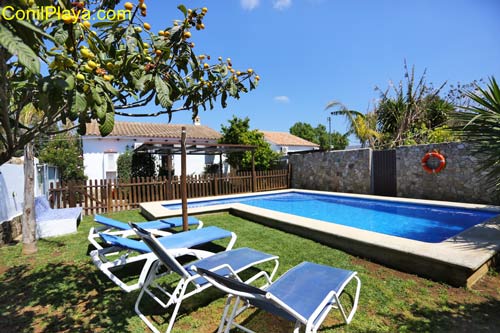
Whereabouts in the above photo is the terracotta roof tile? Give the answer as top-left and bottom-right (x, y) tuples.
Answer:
(261, 131), (319, 147)
(85, 120), (221, 140)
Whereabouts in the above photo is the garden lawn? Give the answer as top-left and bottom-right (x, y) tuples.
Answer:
(1, 210), (499, 332)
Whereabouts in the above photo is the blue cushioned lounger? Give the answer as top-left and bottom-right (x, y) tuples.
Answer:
(130, 223), (280, 333)
(88, 214), (203, 250)
(90, 226), (237, 293)
(193, 261), (361, 333)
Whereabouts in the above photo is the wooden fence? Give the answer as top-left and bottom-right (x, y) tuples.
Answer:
(49, 168), (290, 215)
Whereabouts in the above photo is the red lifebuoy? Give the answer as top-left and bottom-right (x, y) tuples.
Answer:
(421, 152), (446, 174)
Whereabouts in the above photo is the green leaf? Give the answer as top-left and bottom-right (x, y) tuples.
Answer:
(70, 92), (87, 119)
(155, 75), (172, 108)
(229, 80), (238, 97)
(0, 24), (40, 74)
(99, 111), (115, 136)
(221, 91), (228, 108)
(92, 89), (104, 105)
(136, 74), (153, 91)
(65, 75), (75, 91)
(177, 4), (188, 16)
(54, 28), (69, 45)
(95, 102), (107, 121)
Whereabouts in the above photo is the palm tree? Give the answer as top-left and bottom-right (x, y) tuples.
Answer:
(325, 101), (381, 148)
(453, 77), (500, 192)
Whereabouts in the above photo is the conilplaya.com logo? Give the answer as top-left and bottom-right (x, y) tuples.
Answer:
(0, 3), (132, 24)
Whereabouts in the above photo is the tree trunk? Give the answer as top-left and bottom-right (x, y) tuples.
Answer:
(22, 142), (37, 254)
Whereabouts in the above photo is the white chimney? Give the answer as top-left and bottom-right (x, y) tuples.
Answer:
(193, 116), (201, 126)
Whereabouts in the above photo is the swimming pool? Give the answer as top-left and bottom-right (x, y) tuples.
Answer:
(162, 192), (498, 243)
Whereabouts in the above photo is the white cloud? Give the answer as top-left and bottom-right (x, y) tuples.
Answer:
(274, 96), (290, 103)
(273, 0), (292, 10)
(241, 0), (260, 11)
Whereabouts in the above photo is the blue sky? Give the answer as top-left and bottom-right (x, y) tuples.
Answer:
(118, 0), (500, 137)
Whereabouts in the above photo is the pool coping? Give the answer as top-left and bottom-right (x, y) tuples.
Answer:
(140, 189), (500, 287)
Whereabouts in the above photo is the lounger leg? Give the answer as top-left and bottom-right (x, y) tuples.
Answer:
(223, 296), (242, 333)
(165, 281), (190, 333)
(337, 275), (361, 324)
(217, 295), (234, 333)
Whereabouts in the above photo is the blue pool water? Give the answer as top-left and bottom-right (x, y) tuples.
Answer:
(163, 192), (499, 243)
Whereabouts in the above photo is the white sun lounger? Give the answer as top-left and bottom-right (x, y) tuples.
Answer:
(131, 222), (280, 333)
(90, 226), (236, 293)
(193, 261), (361, 333)
(88, 214), (203, 250)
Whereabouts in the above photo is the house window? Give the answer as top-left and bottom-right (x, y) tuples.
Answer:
(104, 151), (118, 179)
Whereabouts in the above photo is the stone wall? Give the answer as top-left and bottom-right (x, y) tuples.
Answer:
(289, 149), (372, 194)
(396, 142), (498, 205)
(0, 215), (22, 246)
(289, 142), (498, 205)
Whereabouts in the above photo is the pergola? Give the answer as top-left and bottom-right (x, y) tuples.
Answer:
(134, 127), (256, 230)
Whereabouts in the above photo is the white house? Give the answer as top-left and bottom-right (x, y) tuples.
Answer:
(261, 131), (320, 154)
(82, 119), (223, 179)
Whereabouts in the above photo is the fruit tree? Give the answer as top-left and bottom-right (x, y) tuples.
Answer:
(0, 1), (259, 165)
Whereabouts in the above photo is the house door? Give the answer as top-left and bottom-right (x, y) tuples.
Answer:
(372, 149), (397, 196)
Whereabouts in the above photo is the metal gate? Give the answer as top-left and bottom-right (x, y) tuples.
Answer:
(372, 149), (397, 196)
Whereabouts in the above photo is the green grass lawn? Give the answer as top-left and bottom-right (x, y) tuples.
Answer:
(1, 210), (499, 332)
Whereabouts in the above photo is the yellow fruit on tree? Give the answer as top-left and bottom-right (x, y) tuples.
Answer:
(103, 75), (113, 81)
(203, 63), (209, 69)
(158, 30), (164, 36)
(87, 60), (98, 69)
(247, 68), (253, 74)
(139, 3), (147, 10)
(80, 48), (94, 59)
(183, 31), (191, 39)
(62, 14), (75, 24)
(143, 42), (149, 48)
(106, 62), (114, 70)
(76, 73), (85, 81)
(155, 49), (162, 56)
(83, 64), (93, 73)
(144, 22), (151, 30)
(164, 31), (170, 37)
(255, 75), (260, 80)
(134, 26), (143, 33)
(202, 7), (208, 13)
(83, 21), (91, 29)
(124, 2), (133, 10)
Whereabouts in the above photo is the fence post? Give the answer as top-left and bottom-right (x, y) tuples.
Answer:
(106, 179), (112, 212)
(251, 151), (256, 192)
(68, 181), (76, 207)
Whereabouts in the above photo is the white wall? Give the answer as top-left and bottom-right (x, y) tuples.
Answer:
(0, 163), (24, 223)
(268, 143), (319, 154)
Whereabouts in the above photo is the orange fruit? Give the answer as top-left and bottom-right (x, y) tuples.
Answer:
(183, 31), (191, 39)
(124, 2), (133, 10)
(143, 22), (151, 30)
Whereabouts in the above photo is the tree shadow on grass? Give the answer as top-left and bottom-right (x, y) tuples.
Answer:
(388, 297), (500, 332)
(0, 262), (136, 332)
